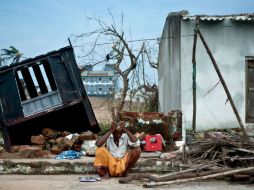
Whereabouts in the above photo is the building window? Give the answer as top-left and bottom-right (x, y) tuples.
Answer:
(99, 88), (102, 91)
(109, 87), (114, 94)
(246, 57), (254, 122)
(109, 77), (112, 81)
(98, 77), (102, 82)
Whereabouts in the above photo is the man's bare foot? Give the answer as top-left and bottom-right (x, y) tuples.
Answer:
(101, 172), (110, 179)
(122, 170), (129, 177)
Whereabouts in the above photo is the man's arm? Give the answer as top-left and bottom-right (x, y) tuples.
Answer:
(95, 122), (117, 147)
(122, 126), (138, 143)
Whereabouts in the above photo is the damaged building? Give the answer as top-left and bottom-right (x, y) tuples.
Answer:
(158, 11), (254, 130)
(0, 46), (100, 150)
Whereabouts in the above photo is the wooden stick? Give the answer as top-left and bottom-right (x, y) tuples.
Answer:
(119, 168), (230, 184)
(192, 17), (198, 134)
(233, 148), (254, 154)
(197, 30), (249, 140)
(182, 144), (186, 164)
(119, 164), (216, 183)
(143, 166), (254, 188)
(224, 157), (254, 161)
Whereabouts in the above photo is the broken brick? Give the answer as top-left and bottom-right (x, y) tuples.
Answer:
(18, 146), (46, 158)
(31, 135), (46, 145)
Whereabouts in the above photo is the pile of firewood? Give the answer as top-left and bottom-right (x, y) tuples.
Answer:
(30, 128), (97, 155)
(183, 130), (254, 168)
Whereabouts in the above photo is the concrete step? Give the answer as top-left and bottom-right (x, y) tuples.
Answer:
(0, 157), (185, 174)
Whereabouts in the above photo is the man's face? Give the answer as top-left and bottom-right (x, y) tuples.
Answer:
(113, 126), (123, 140)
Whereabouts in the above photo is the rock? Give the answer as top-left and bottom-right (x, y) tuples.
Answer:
(160, 152), (178, 160)
(56, 137), (74, 149)
(55, 137), (65, 144)
(72, 139), (83, 151)
(81, 140), (96, 156)
(42, 128), (58, 139)
(50, 146), (62, 155)
(0, 146), (4, 153)
(11, 145), (30, 153)
(31, 135), (46, 145)
(78, 131), (97, 141)
(61, 131), (71, 137)
(65, 133), (79, 141)
(18, 146), (46, 158)
(0, 138), (4, 146)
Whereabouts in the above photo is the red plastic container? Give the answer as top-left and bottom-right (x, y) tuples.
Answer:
(143, 134), (162, 152)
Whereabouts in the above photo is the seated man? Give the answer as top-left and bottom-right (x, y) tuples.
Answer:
(94, 121), (141, 178)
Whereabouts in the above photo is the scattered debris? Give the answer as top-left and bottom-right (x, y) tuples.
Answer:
(55, 150), (83, 160)
(0, 127), (97, 158)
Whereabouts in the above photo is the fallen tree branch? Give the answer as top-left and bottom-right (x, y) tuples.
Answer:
(119, 164), (217, 183)
(143, 166), (254, 188)
(119, 168), (229, 184)
(224, 156), (254, 161)
(233, 148), (254, 154)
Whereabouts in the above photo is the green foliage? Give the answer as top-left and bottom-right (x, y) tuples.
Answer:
(98, 122), (111, 136)
(0, 46), (22, 67)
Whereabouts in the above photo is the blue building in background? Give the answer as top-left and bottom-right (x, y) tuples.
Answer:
(81, 64), (118, 97)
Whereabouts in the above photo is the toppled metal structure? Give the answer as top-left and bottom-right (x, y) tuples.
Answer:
(0, 46), (100, 150)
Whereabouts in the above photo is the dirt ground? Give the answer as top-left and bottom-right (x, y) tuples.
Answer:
(0, 175), (253, 190)
(89, 97), (112, 123)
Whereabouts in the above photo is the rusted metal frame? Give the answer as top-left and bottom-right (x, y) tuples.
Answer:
(192, 17), (199, 134)
(197, 30), (249, 140)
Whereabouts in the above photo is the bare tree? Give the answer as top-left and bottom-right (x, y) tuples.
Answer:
(72, 13), (158, 119)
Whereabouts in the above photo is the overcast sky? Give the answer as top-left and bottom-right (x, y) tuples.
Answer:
(1, 0), (254, 60)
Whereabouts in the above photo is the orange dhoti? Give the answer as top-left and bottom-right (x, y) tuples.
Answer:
(93, 147), (128, 177)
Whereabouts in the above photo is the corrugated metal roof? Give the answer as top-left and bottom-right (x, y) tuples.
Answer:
(182, 13), (254, 21)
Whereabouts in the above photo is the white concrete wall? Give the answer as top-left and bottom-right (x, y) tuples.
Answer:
(158, 13), (182, 114)
(180, 20), (254, 130)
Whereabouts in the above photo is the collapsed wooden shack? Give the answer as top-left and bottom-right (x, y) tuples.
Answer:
(0, 46), (100, 151)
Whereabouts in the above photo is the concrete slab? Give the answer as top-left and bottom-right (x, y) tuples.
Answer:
(0, 156), (185, 175)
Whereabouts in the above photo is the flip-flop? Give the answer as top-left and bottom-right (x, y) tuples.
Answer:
(79, 176), (101, 182)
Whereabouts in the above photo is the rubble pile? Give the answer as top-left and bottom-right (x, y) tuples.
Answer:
(31, 128), (97, 155)
(0, 128), (97, 158)
(184, 129), (254, 168)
